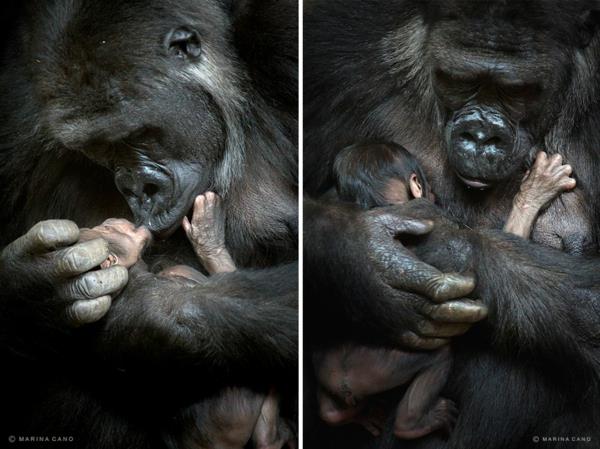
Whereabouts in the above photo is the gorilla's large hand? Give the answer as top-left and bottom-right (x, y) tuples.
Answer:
(0, 220), (128, 325)
(304, 199), (487, 350)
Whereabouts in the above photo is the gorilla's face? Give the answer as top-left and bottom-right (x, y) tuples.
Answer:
(35, 0), (237, 237)
(424, 0), (596, 189)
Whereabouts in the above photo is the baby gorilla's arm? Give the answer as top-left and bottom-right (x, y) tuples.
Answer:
(504, 152), (576, 238)
(182, 192), (237, 274)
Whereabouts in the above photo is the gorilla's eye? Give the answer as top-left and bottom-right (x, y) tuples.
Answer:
(165, 26), (202, 59)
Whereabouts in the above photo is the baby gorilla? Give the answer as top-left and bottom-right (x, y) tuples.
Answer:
(166, 388), (295, 449)
(316, 142), (575, 440)
(79, 195), (292, 449)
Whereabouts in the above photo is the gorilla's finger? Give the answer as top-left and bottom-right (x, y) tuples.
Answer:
(57, 265), (128, 300)
(416, 321), (471, 338)
(66, 295), (112, 326)
(424, 272), (476, 302)
(53, 238), (110, 278)
(386, 257), (475, 302)
(379, 215), (434, 237)
(400, 331), (449, 350)
(426, 299), (488, 323)
(11, 220), (79, 257)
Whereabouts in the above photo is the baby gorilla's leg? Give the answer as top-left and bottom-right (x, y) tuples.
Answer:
(393, 345), (456, 439)
(182, 192), (237, 274)
(178, 388), (265, 449)
(252, 390), (296, 449)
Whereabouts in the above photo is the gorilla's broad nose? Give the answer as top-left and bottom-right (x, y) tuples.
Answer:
(114, 165), (174, 222)
(451, 108), (513, 158)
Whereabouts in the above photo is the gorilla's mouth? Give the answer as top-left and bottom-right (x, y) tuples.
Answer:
(113, 166), (203, 240)
(455, 172), (493, 190)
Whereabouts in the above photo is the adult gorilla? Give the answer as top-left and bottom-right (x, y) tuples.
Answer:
(305, 1), (600, 448)
(0, 0), (297, 447)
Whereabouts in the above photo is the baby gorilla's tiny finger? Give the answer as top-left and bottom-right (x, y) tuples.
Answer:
(559, 178), (577, 190)
(57, 265), (128, 301)
(191, 194), (206, 224)
(554, 164), (572, 177)
(532, 151), (548, 168)
(547, 153), (563, 169)
(65, 295), (112, 326)
(182, 216), (191, 234)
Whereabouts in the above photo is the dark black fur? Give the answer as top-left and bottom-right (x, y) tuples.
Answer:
(0, 0), (297, 447)
(305, 1), (600, 448)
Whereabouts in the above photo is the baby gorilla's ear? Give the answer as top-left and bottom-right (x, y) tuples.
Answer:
(409, 173), (424, 199)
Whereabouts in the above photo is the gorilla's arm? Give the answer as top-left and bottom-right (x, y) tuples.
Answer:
(94, 263), (298, 377)
(307, 197), (600, 371)
(463, 230), (600, 367)
(304, 198), (487, 350)
(399, 200), (600, 370)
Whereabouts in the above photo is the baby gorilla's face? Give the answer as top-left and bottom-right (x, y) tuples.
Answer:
(79, 219), (152, 269)
(383, 174), (425, 205)
(383, 178), (411, 205)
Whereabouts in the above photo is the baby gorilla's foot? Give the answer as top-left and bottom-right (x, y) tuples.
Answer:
(394, 398), (458, 440)
(182, 192), (236, 274)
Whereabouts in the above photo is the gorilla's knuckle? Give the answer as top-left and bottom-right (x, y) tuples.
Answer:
(76, 275), (98, 299)
(59, 248), (84, 273)
(29, 221), (54, 247)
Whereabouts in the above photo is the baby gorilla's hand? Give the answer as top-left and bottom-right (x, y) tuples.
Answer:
(516, 151), (576, 210)
(182, 192), (236, 274)
(79, 219), (151, 269)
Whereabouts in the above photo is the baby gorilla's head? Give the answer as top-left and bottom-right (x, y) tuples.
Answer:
(334, 142), (431, 209)
(79, 219), (152, 269)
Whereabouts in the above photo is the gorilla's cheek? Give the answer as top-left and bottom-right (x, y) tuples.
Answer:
(114, 159), (207, 238)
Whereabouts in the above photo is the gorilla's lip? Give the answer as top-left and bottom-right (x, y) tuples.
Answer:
(152, 218), (182, 240)
(455, 172), (493, 190)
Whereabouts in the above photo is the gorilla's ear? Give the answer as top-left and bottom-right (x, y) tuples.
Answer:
(164, 26), (202, 59)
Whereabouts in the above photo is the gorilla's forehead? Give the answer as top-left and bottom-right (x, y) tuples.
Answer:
(29, 0), (230, 62)
(426, 0), (591, 44)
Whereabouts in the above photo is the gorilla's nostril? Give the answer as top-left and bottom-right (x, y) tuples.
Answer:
(143, 183), (159, 197)
(483, 136), (503, 147)
(459, 132), (474, 142)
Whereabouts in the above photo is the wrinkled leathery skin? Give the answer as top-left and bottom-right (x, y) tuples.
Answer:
(0, 219), (128, 325)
